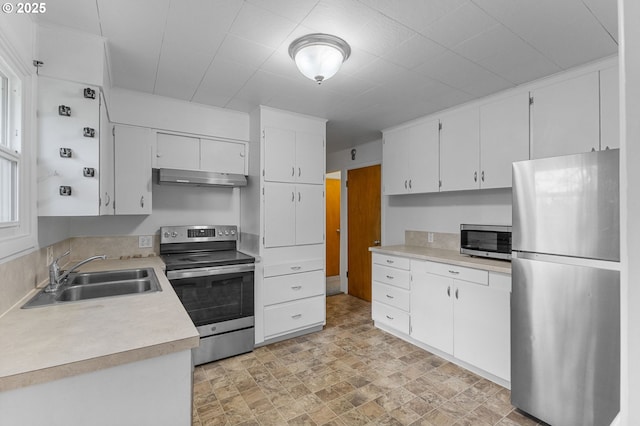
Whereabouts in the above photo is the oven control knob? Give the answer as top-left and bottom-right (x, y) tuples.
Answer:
(224, 230), (229, 235)
(230, 229), (236, 235)
(163, 232), (170, 238)
(171, 232), (178, 238)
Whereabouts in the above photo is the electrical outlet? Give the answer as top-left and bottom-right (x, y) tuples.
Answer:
(427, 232), (434, 243)
(46, 246), (53, 265)
(138, 235), (153, 248)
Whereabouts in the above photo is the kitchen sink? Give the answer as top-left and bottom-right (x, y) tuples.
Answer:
(22, 268), (162, 309)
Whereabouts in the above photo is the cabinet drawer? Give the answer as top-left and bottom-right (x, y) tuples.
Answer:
(264, 270), (324, 305)
(372, 253), (410, 270)
(372, 302), (410, 334)
(264, 296), (325, 338)
(372, 281), (410, 312)
(264, 258), (323, 277)
(372, 264), (411, 289)
(413, 260), (488, 285)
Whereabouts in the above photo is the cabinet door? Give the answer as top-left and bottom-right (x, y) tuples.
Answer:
(114, 125), (152, 215)
(37, 77), (100, 216)
(531, 72), (600, 159)
(600, 66), (620, 150)
(480, 93), (530, 189)
(264, 127), (296, 182)
(410, 271), (454, 354)
(99, 94), (114, 215)
(408, 120), (440, 193)
(453, 280), (511, 381)
(263, 183), (296, 247)
(156, 133), (199, 170)
(440, 107), (480, 192)
(295, 131), (324, 184)
(200, 138), (247, 174)
(295, 184), (324, 245)
(382, 128), (409, 195)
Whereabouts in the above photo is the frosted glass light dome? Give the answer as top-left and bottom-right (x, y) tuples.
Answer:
(289, 34), (351, 84)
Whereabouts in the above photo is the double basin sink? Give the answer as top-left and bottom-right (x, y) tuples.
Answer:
(22, 268), (162, 309)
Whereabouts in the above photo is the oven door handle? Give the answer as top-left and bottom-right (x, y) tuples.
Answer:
(167, 264), (255, 280)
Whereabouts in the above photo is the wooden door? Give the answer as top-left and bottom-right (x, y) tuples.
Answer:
(326, 178), (341, 276)
(347, 165), (381, 302)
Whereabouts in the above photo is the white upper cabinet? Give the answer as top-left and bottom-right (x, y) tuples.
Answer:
(263, 127), (296, 182)
(200, 139), (247, 175)
(530, 72), (600, 159)
(600, 66), (620, 150)
(113, 125), (152, 215)
(479, 92), (530, 189)
(382, 119), (439, 195)
(263, 127), (324, 184)
(99, 94), (114, 216)
(156, 133), (200, 170)
(440, 107), (480, 192)
(37, 77), (101, 216)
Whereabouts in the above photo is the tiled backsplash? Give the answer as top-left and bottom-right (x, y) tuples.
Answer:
(405, 230), (460, 251)
(0, 236), (159, 316)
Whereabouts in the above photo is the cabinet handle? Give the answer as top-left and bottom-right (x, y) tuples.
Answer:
(298, 192), (301, 202)
(290, 266), (302, 271)
(292, 314), (302, 319)
(455, 288), (459, 299)
(481, 171), (485, 182)
(386, 275), (394, 280)
(291, 285), (302, 290)
(292, 167), (295, 176)
(591, 147), (596, 152)
(448, 270), (459, 275)
(386, 294), (394, 299)
(408, 179), (412, 189)
(140, 196), (144, 208)
(474, 171), (477, 182)
(386, 259), (394, 264)
(605, 146), (610, 150)
(404, 180), (407, 189)
(298, 167), (301, 177)
(447, 286), (451, 297)
(386, 315), (394, 320)
(291, 192), (295, 202)
(105, 193), (110, 207)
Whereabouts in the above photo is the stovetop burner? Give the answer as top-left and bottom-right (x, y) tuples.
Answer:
(162, 249), (255, 271)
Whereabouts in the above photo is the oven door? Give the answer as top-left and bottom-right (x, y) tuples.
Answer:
(166, 264), (254, 328)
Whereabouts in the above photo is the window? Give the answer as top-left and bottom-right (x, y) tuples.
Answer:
(0, 40), (34, 261)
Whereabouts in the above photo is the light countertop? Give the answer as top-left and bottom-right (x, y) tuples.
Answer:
(370, 245), (512, 274)
(0, 257), (199, 392)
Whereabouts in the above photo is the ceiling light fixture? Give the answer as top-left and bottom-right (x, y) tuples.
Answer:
(288, 33), (351, 84)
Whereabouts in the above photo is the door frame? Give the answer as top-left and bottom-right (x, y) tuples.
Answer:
(332, 160), (382, 295)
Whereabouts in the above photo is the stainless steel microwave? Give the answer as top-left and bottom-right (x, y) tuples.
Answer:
(460, 224), (512, 260)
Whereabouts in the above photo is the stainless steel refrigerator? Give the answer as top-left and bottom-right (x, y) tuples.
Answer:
(511, 149), (620, 426)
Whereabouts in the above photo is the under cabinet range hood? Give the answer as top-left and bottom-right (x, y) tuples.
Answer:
(157, 168), (247, 187)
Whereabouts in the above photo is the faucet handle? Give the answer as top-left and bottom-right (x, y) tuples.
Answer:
(53, 250), (70, 265)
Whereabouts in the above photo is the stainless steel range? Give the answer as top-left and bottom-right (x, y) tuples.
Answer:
(160, 225), (255, 366)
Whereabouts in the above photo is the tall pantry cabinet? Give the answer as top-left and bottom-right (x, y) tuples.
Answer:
(241, 106), (327, 345)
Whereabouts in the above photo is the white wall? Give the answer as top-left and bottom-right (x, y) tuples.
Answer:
(619, 0), (639, 423)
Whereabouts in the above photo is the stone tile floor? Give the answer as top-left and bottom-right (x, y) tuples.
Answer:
(192, 294), (544, 425)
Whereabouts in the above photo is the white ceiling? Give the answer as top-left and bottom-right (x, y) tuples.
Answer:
(36, 0), (617, 153)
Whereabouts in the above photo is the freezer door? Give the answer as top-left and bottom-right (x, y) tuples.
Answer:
(512, 149), (619, 261)
(511, 256), (620, 426)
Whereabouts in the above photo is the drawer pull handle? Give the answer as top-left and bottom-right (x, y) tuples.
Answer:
(386, 275), (394, 280)
(291, 266), (302, 271)
(448, 270), (460, 275)
(386, 260), (394, 264)
(455, 289), (459, 299)
(291, 285), (302, 290)
(292, 314), (302, 319)
(386, 294), (394, 299)
(386, 315), (394, 320)
(447, 286), (451, 297)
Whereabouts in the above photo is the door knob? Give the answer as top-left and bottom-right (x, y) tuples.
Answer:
(373, 240), (381, 246)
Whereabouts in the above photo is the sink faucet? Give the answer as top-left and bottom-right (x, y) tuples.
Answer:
(46, 251), (107, 293)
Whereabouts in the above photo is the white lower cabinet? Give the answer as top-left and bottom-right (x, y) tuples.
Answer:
(410, 259), (511, 381)
(263, 259), (325, 340)
(371, 253), (511, 383)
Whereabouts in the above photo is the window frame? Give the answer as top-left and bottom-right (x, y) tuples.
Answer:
(0, 31), (36, 262)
